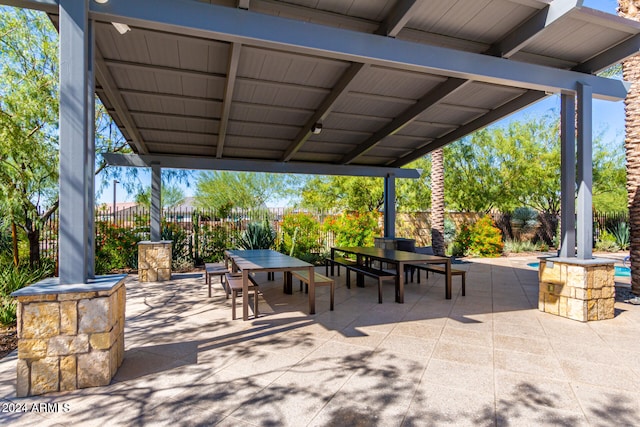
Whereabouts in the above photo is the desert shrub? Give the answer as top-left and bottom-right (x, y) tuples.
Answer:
(451, 216), (503, 257)
(162, 222), (193, 271)
(95, 222), (140, 274)
(323, 211), (380, 247)
(199, 224), (235, 263)
(238, 221), (276, 250)
(0, 258), (55, 325)
(609, 221), (630, 250)
(280, 212), (323, 258)
(595, 229), (620, 252)
(503, 239), (539, 254)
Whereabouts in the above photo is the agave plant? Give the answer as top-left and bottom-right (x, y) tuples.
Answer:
(609, 221), (630, 250)
(238, 221), (276, 250)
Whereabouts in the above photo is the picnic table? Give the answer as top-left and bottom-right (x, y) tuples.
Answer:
(331, 246), (453, 301)
(225, 249), (315, 320)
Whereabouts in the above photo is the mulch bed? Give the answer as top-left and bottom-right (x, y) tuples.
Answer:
(0, 325), (17, 359)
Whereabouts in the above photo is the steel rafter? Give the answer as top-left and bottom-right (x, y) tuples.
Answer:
(341, 78), (469, 164)
(390, 90), (547, 167)
(216, 42), (242, 158)
(487, 0), (583, 58)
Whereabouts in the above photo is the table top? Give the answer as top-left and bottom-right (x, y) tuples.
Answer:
(227, 249), (312, 270)
(333, 246), (450, 263)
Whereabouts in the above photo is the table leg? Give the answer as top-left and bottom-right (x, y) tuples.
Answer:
(308, 266), (316, 315)
(397, 262), (404, 303)
(284, 271), (292, 294)
(242, 269), (249, 321)
(445, 259), (452, 300)
(330, 248), (335, 276)
(356, 255), (364, 287)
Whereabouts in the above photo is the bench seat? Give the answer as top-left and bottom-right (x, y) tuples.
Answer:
(325, 256), (356, 277)
(291, 270), (335, 311)
(204, 262), (229, 297)
(346, 264), (396, 304)
(408, 264), (466, 296)
(225, 273), (260, 320)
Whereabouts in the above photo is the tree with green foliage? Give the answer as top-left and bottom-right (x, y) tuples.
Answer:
(195, 171), (296, 213)
(0, 7), (135, 265)
(134, 183), (186, 210)
(444, 114), (626, 216)
(299, 158), (431, 213)
(0, 8), (59, 265)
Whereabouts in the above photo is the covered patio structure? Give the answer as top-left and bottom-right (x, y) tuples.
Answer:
(4, 0), (640, 396)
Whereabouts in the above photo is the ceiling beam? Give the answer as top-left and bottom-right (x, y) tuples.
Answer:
(103, 153), (421, 178)
(102, 58), (330, 95)
(97, 87), (223, 105)
(573, 33), (640, 73)
(341, 78), (469, 164)
(103, 58), (227, 80)
(279, 63), (369, 162)
(390, 90), (547, 167)
(88, 0), (627, 100)
(487, 0), (583, 58)
(95, 51), (148, 154)
(217, 42), (242, 158)
(375, 0), (422, 37)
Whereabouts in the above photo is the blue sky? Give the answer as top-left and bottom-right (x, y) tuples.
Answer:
(100, 0), (626, 205)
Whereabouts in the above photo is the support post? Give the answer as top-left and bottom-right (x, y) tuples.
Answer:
(150, 163), (162, 242)
(59, 0), (90, 284)
(576, 82), (593, 260)
(559, 93), (576, 258)
(383, 174), (396, 238)
(86, 18), (96, 278)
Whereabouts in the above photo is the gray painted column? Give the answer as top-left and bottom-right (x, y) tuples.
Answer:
(59, 0), (90, 284)
(383, 174), (396, 238)
(86, 19), (96, 278)
(559, 93), (576, 258)
(576, 82), (593, 260)
(150, 164), (162, 242)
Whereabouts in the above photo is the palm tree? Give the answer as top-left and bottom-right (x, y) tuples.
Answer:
(431, 148), (445, 256)
(618, 0), (640, 296)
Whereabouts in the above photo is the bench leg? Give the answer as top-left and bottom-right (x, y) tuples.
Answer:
(231, 289), (237, 320)
(346, 270), (351, 289)
(461, 274), (466, 296)
(330, 283), (334, 311)
(208, 281), (212, 298)
(378, 278), (383, 304)
(253, 289), (259, 317)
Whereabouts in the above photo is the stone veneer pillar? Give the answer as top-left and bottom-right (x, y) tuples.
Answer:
(11, 275), (126, 397)
(137, 240), (172, 282)
(538, 257), (615, 322)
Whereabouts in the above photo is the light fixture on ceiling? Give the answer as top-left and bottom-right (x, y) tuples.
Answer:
(311, 123), (322, 135)
(94, 0), (109, 4)
(112, 22), (131, 35)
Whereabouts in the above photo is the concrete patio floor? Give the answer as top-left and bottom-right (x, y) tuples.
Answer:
(1, 256), (639, 426)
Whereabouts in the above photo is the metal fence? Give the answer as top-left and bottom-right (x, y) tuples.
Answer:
(32, 208), (631, 263)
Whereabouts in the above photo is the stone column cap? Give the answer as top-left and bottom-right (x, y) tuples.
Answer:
(137, 240), (173, 245)
(11, 274), (127, 297)
(539, 256), (616, 266)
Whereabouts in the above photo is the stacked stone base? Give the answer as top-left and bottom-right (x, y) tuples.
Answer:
(138, 241), (172, 282)
(12, 275), (126, 396)
(538, 258), (615, 322)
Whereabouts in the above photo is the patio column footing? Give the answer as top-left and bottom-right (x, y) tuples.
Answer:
(11, 275), (126, 397)
(538, 257), (615, 322)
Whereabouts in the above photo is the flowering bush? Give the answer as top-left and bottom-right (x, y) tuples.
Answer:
(280, 212), (323, 258)
(451, 215), (503, 257)
(95, 221), (140, 274)
(323, 211), (380, 247)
